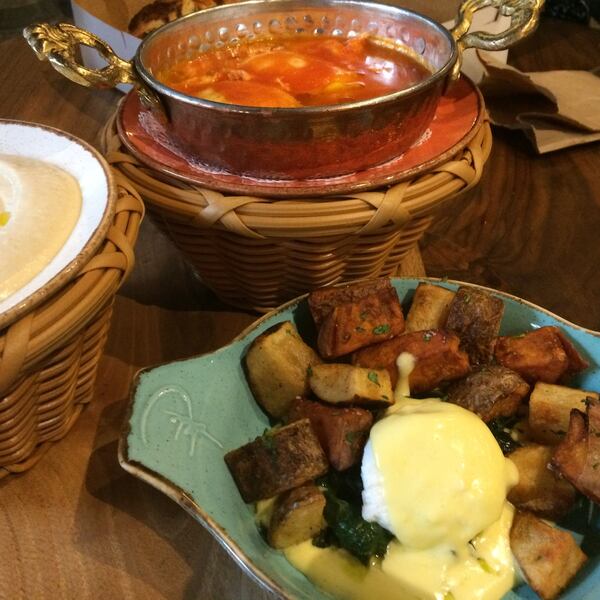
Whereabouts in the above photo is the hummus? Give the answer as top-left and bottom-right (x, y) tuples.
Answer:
(0, 155), (82, 301)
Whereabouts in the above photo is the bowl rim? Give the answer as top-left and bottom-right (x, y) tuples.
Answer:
(0, 119), (116, 330)
(134, 0), (458, 115)
(118, 276), (600, 600)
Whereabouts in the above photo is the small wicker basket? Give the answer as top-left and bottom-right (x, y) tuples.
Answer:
(104, 114), (491, 312)
(0, 175), (144, 478)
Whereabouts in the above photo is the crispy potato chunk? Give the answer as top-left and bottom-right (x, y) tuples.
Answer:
(224, 419), (328, 503)
(353, 329), (470, 393)
(446, 365), (529, 423)
(308, 364), (393, 408)
(268, 485), (326, 549)
(244, 321), (321, 419)
(286, 397), (373, 471)
(552, 398), (600, 504)
(529, 382), (599, 444)
(445, 286), (504, 366)
(508, 444), (576, 519)
(404, 283), (455, 332)
(510, 510), (586, 600)
(309, 278), (398, 325)
(308, 278), (405, 359)
(495, 326), (589, 384)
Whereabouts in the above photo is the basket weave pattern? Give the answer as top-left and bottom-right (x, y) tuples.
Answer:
(0, 176), (144, 478)
(104, 115), (491, 311)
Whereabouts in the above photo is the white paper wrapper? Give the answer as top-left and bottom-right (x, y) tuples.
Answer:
(71, 0), (142, 92)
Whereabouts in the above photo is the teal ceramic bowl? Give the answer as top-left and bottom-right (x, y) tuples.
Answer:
(119, 278), (600, 600)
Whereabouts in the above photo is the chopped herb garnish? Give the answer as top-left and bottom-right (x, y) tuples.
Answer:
(423, 331), (433, 342)
(345, 431), (361, 445)
(307, 365), (313, 377)
(372, 324), (391, 335)
(368, 371), (380, 386)
(355, 326), (366, 333)
(488, 416), (522, 454)
(477, 558), (494, 574)
(463, 294), (471, 304)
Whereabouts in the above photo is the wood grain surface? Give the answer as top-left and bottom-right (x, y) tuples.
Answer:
(423, 20), (600, 329)
(1, 6), (599, 600)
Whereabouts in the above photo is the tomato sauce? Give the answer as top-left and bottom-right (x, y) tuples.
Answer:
(157, 35), (431, 108)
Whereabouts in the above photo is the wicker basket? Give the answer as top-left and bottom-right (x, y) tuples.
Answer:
(104, 114), (491, 311)
(0, 175), (144, 478)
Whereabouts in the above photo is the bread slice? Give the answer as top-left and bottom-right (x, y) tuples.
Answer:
(129, 0), (219, 38)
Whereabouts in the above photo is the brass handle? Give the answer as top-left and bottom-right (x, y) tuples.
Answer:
(23, 22), (136, 88)
(24, 22), (167, 118)
(450, 0), (544, 78)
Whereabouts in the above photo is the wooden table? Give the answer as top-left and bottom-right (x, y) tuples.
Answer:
(1, 8), (599, 599)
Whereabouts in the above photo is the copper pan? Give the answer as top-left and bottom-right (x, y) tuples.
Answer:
(25, 0), (543, 180)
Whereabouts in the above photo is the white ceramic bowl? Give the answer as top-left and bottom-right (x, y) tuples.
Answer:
(0, 120), (115, 329)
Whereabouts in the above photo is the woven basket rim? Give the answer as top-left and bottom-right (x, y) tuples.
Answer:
(0, 178), (145, 395)
(0, 119), (119, 331)
(104, 114), (492, 241)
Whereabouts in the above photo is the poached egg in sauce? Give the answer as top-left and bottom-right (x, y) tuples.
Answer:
(285, 353), (519, 600)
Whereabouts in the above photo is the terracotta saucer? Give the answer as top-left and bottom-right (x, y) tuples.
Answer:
(117, 76), (484, 198)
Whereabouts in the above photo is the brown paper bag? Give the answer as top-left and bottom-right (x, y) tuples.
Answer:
(479, 53), (600, 153)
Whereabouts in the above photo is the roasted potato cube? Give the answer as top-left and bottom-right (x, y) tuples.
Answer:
(495, 326), (589, 384)
(308, 278), (405, 359)
(268, 485), (326, 549)
(529, 382), (599, 444)
(286, 397), (373, 471)
(224, 419), (328, 503)
(244, 321), (321, 419)
(445, 286), (504, 366)
(309, 364), (393, 408)
(507, 444), (576, 519)
(309, 277), (397, 325)
(510, 510), (586, 600)
(353, 329), (470, 394)
(552, 398), (600, 504)
(404, 283), (455, 332)
(446, 365), (529, 423)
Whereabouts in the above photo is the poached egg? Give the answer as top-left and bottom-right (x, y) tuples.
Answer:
(285, 354), (519, 600)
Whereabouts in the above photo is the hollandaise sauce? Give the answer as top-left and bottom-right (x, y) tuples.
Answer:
(285, 504), (515, 600)
(0, 155), (82, 301)
(284, 353), (519, 600)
